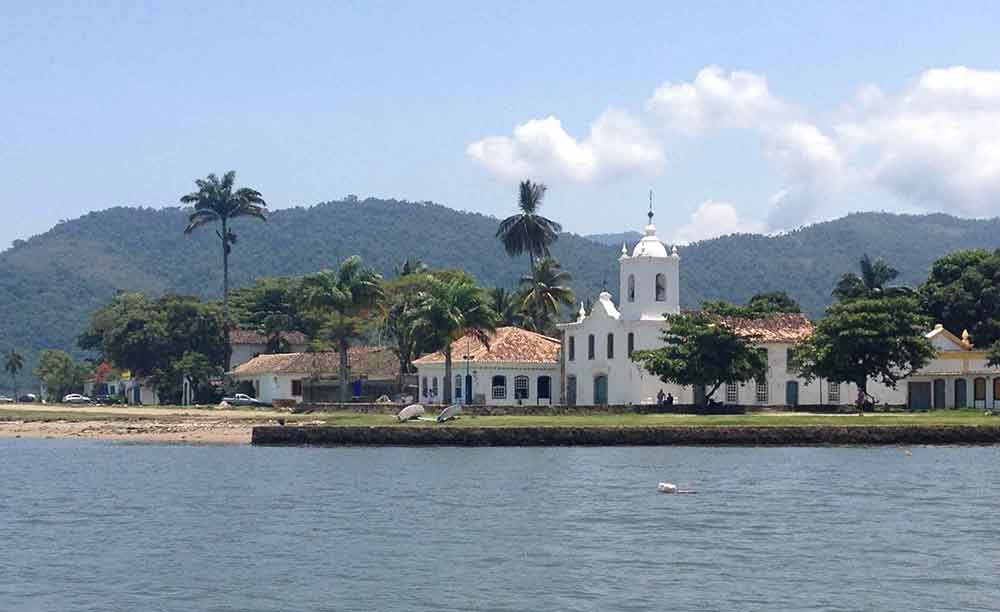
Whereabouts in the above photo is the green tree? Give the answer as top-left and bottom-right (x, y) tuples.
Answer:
(412, 274), (497, 404)
(833, 254), (910, 301)
(181, 170), (267, 366)
(988, 342), (1000, 369)
(34, 350), (89, 402)
(4, 349), (24, 400)
(298, 256), (383, 402)
(496, 180), (562, 269)
(632, 312), (769, 405)
(793, 297), (935, 411)
(918, 249), (1000, 347)
(518, 257), (575, 334)
(382, 273), (437, 391)
(396, 258), (429, 277)
(702, 291), (802, 319)
(489, 287), (527, 328)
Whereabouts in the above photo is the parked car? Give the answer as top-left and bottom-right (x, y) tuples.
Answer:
(18, 393), (37, 403)
(62, 393), (93, 404)
(0, 396), (14, 403)
(221, 393), (271, 408)
(92, 394), (116, 405)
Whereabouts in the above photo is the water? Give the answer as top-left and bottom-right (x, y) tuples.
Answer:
(1, 441), (998, 611)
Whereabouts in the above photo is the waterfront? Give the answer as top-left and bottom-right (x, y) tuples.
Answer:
(2, 440), (998, 611)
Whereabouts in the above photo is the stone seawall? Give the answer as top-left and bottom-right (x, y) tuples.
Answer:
(252, 425), (1000, 446)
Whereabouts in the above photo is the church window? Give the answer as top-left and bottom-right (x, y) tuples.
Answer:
(492, 375), (507, 399)
(607, 333), (614, 359)
(828, 381), (840, 403)
(756, 380), (768, 403)
(726, 383), (739, 403)
(627, 275), (635, 302)
(568, 336), (575, 361)
(588, 334), (595, 360)
(431, 376), (438, 398)
(514, 375), (529, 400)
(655, 273), (666, 302)
(627, 332), (634, 357)
(455, 376), (462, 399)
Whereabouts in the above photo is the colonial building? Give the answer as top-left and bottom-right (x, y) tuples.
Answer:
(413, 327), (560, 406)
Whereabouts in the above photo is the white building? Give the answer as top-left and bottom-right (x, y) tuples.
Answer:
(413, 327), (560, 406)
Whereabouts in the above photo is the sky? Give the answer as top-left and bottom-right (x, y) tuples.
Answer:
(3, 1), (1000, 249)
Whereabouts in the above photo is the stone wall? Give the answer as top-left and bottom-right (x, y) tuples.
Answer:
(253, 425), (1000, 446)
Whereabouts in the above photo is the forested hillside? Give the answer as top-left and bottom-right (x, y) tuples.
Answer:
(1, 197), (998, 393)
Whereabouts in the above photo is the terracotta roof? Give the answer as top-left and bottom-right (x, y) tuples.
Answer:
(413, 326), (561, 365)
(719, 313), (813, 343)
(230, 347), (397, 378)
(229, 329), (308, 345)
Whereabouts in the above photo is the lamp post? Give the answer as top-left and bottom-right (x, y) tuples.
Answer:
(462, 336), (472, 405)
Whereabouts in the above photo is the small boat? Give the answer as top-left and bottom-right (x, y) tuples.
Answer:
(658, 482), (696, 494)
(396, 404), (425, 422)
(436, 404), (462, 423)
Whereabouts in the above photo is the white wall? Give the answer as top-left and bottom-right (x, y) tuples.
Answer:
(232, 374), (305, 404)
(415, 363), (559, 406)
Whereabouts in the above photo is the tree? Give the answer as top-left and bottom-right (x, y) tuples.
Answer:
(793, 297), (935, 411)
(33, 350), (89, 402)
(489, 287), (527, 328)
(496, 180), (562, 269)
(382, 273), (436, 392)
(918, 249), (1000, 348)
(396, 258), (429, 277)
(518, 257), (575, 334)
(632, 312), (768, 405)
(746, 291), (801, 315)
(4, 349), (24, 400)
(181, 171), (267, 367)
(298, 256), (383, 402)
(988, 342), (1000, 369)
(833, 254), (910, 301)
(412, 274), (497, 404)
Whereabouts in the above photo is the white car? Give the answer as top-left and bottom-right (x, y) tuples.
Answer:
(62, 393), (92, 404)
(0, 396), (14, 403)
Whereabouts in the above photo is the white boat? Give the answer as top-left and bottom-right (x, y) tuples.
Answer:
(397, 404), (425, 422)
(436, 404), (462, 422)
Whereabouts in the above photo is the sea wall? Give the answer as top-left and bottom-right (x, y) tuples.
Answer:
(252, 425), (1000, 446)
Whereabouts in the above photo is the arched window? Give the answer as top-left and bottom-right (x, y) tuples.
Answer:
(492, 375), (507, 399)
(568, 336), (575, 361)
(431, 376), (438, 398)
(655, 273), (666, 302)
(627, 332), (635, 357)
(975, 377), (987, 408)
(455, 375), (463, 399)
(607, 333), (614, 359)
(588, 334), (595, 360)
(421, 376), (428, 398)
(514, 375), (529, 400)
(627, 274), (636, 302)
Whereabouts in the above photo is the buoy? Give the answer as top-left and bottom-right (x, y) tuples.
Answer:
(657, 482), (678, 493)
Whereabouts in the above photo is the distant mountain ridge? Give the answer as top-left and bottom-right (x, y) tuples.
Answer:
(583, 231), (643, 247)
(2, 199), (999, 392)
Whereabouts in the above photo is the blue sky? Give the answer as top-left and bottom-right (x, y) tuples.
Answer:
(3, 1), (1000, 248)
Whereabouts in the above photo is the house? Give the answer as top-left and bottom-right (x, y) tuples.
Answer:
(229, 347), (398, 404)
(229, 329), (309, 369)
(413, 326), (561, 406)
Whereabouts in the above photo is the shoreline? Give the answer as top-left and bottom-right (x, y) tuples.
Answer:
(252, 424), (1000, 446)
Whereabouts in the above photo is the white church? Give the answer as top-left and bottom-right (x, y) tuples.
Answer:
(413, 206), (1000, 410)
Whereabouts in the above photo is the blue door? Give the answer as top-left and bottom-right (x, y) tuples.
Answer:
(594, 375), (608, 405)
(785, 381), (799, 407)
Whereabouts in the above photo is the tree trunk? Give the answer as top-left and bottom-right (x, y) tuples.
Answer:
(222, 217), (232, 372)
(339, 337), (350, 403)
(443, 345), (453, 405)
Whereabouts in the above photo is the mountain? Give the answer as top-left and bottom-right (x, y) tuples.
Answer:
(584, 231), (643, 247)
(2, 199), (999, 393)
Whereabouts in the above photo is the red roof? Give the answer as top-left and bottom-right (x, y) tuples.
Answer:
(230, 347), (397, 378)
(413, 326), (560, 365)
(719, 313), (813, 343)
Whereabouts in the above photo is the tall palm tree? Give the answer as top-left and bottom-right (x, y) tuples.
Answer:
(181, 171), (267, 344)
(496, 180), (562, 269)
(412, 276), (497, 404)
(833, 254), (911, 301)
(4, 350), (23, 401)
(299, 256), (383, 402)
(518, 258), (575, 334)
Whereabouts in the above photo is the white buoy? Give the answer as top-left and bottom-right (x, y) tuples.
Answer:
(657, 482), (678, 494)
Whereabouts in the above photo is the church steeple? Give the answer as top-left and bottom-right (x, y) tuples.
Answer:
(647, 189), (654, 224)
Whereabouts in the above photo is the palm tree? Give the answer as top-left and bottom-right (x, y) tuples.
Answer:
(489, 287), (527, 327)
(412, 276), (497, 404)
(181, 171), (267, 344)
(833, 254), (911, 301)
(4, 350), (23, 401)
(496, 180), (562, 269)
(396, 258), (429, 277)
(299, 256), (383, 402)
(518, 258), (575, 334)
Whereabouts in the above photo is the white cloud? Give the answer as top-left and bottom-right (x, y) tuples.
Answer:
(836, 66), (1000, 216)
(672, 200), (766, 244)
(466, 110), (665, 184)
(648, 66), (789, 134)
(764, 121), (846, 229)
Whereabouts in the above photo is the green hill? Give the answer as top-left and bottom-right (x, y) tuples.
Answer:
(1, 198), (998, 393)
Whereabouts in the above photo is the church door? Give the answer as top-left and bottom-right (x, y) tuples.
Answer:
(954, 379), (967, 409)
(567, 376), (577, 406)
(933, 379), (946, 410)
(593, 375), (608, 405)
(785, 381), (799, 407)
(464, 374), (473, 405)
